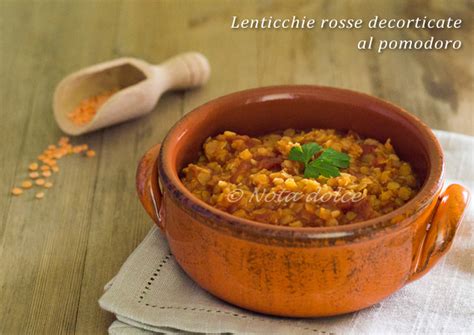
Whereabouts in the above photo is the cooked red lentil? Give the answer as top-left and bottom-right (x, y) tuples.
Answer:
(181, 129), (419, 227)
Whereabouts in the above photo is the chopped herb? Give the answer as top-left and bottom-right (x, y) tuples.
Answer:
(288, 142), (321, 165)
(318, 148), (350, 169)
(288, 143), (350, 178)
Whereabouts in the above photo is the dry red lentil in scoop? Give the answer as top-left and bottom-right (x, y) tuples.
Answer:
(180, 129), (419, 227)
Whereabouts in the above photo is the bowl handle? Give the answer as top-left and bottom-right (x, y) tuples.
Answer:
(409, 184), (470, 282)
(136, 144), (164, 230)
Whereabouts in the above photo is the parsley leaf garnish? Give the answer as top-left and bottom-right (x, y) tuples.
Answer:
(288, 143), (350, 178)
(288, 142), (321, 165)
(318, 148), (350, 169)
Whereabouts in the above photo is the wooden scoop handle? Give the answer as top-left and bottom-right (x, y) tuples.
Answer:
(153, 52), (210, 91)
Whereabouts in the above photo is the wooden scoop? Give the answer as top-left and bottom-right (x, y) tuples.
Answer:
(53, 52), (210, 135)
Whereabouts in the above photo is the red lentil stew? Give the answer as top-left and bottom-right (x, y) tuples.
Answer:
(180, 129), (419, 227)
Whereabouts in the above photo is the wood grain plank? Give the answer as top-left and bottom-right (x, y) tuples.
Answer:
(180, 0), (259, 114)
(0, 1), (472, 334)
(22, 0), (123, 331)
(74, 1), (186, 333)
(0, 1), (45, 251)
(0, 1), (121, 334)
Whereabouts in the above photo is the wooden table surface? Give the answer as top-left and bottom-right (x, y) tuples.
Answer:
(0, 1), (472, 334)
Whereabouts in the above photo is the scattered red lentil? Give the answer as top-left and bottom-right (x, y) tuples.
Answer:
(68, 90), (118, 126)
(29, 163), (38, 171)
(10, 136), (96, 199)
(35, 178), (45, 186)
(11, 187), (23, 196)
(86, 150), (96, 158)
(29, 172), (39, 179)
(21, 181), (33, 189)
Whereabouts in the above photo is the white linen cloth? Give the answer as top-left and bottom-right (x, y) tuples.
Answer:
(99, 130), (473, 335)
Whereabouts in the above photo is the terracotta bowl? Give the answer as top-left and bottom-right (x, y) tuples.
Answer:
(136, 86), (469, 317)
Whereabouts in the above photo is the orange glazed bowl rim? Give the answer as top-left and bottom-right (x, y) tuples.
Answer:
(158, 85), (444, 244)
